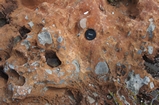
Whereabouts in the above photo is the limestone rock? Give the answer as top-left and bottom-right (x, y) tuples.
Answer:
(0, 0), (159, 104)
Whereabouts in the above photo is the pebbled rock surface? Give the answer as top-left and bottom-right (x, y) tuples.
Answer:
(0, 0), (159, 104)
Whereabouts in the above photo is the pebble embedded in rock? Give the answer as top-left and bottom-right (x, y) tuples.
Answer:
(150, 82), (154, 89)
(28, 21), (34, 28)
(45, 69), (52, 75)
(127, 31), (131, 36)
(79, 18), (87, 29)
(72, 60), (80, 73)
(38, 30), (53, 45)
(21, 40), (30, 50)
(95, 61), (109, 75)
(137, 50), (142, 55)
(13, 36), (22, 46)
(148, 46), (153, 54)
(57, 36), (63, 43)
(87, 96), (95, 104)
(85, 29), (96, 40)
(147, 18), (155, 39)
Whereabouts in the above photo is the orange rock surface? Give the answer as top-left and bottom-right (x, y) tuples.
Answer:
(0, 0), (159, 104)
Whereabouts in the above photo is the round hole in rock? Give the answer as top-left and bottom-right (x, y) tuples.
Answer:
(0, 18), (8, 27)
(85, 29), (96, 40)
(0, 12), (9, 27)
(0, 66), (8, 81)
(12, 50), (28, 66)
(9, 69), (25, 86)
(19, 26), (31, 38)
(45, 50), (61, 68)
(0, 57), (2, 61)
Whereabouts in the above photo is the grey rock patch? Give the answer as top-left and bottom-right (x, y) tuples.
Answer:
(46, 81), (56, 84)
(42, 19), (45, 24)
(59, 80), (65, 84)
(72, 60), (80, 73)
(45, 69), (52, 75)
(13, 36), (22, 46)
(116, 62), (121, 66)
(52, 68), (60, 74)
(87, 96), (95, 104)
(43, 87), (48, 92)
(95, 61), (109, 75)
(21, 40), (31, 50)
(127, 31), (131, 37)
(57, 36), (63, 43)
(150, 82), (154, 89)
(25, 15), (28, 20)
(148, 46), (153, 54)
(121, 95), (130, 105)
(57, 72), (65, 77)
(38, 30), (53, 45)
(80, 18), (87, 29)
(57, 45), (61, 49)
(86, 67), (92, 71)
(77, 33), (80, 37)
(142, 76), (150, 85)
(92, 93), (98, 97)
(147, 18), (155, 39)
(28, 21), (34, 28)
(125, 71), (150, 95)
(31, 61), (40, 67)
(9, 64), (15, 69)
(3, 62), (10, 73)
(26, 35), (32, 39)
(137, 50), (142, 55)
(99, 75), (108, 82)
(28, 88), (32, 94)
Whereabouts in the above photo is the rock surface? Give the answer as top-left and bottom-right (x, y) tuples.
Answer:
(0, 0), (159, 104)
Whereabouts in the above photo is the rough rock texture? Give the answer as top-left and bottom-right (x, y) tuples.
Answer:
(0, 0), (159, 104)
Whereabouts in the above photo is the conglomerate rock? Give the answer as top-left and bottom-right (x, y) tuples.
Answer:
(0, 0), (159, 104)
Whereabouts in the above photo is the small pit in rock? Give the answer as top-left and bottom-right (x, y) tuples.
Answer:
(67, 90), (83, 104)
(19, 26), (31, 38)
(0, 12), (9, 27)
(143, 54), (159, 78)
(0, 66), (8, 81)
(107, 0), (139, 19)
(45, 50), (61, 68)
(126, 0), (139, 19)
(8, 69), (25, 86)
(12, 50), (28, 66)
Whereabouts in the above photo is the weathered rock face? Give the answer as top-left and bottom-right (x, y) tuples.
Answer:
(0, 0), (159, 104)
